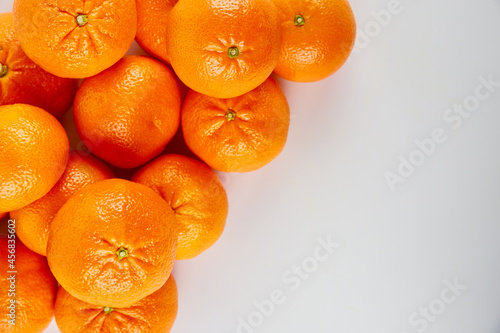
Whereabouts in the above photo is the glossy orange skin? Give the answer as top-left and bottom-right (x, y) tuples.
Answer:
(47, 179), (178, 308)
(12, 0), (137, 78)
(74, 55), (182, 169)
(12, 152), (114, 256)
(0, 237), (58, 333)
(55, 276), (178, 333)
(273, 0), (356, 82)
(136, 0), (178, 64)
(133, 154), (228, 260)
(0, 104), (69, 214)
(166, 0), (282, 98)
(0, 13), (78, 119)
(182, 77), (290, 172)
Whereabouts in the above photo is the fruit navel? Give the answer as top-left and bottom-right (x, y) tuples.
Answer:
(225, 109), (236, 121)
(227, 46), (239, 59)
(103, 307), (114, 314)
(294, 14), (305, 26)
(76, 14), (88, 27)
(0, 64), (8, 78)
(116, 247), (129, 260)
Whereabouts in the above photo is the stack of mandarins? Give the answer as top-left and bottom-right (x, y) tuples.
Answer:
(0, 0), (356, 331)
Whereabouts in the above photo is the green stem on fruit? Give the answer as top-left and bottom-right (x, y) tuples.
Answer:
(103, 307), (114, 314)
(227, 47), (239, 59)
(76, 14), (88, 27)
(294, 14), (305, 26)
(225, 109), (236, 121)
(116, 247), (129, 260)
(0, 64), (8, 78)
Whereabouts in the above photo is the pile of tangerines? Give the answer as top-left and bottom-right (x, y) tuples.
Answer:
(0, 0), (356, 331)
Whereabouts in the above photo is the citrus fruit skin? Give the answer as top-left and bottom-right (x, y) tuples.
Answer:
(0, 237), (58, 333)
(74, 55), (182, 169)
(12, 0), (137, 78)
(11, 152), (114, 256)
(0, 12), (78, 119)
(182, 77), (290, 172)
(47, 178), (178, 308)
(272, 0), (356, 82)
(166, 0), (282, 98)
(133, 154), (229, 260)
(136, 0), (178, 64)
(55, 275), (178, 333)
(0, 104), (69, 214)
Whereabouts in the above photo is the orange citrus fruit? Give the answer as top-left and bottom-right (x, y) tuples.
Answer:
(272, 0), (356, 82)
(133, 154), (228, 260)
(47, 178), (177, 308)
(11, 152), (114, 256)
(55, 275), (178, 333)
(0, 104), (69, 214)
(0, 236), (58, 333)
(166, 0), (282, 98)
(12, 0), (137, 78)
(182, 77), (290, 172)
(74, 55), (182, 169)
(0, 12), (78, 119)
(136, 0), (178, 64)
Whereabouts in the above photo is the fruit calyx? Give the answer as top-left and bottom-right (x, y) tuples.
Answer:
(0, 64), (8, 78)
(225, 109), (236, 121)
(116, 247), (129, 260)
(294, 14), (305, 26)
(76, 14), (89, 27)
(227, 47), (239, 59)
(103, 307), (114, 314)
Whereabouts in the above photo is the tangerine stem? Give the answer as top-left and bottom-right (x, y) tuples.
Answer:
(225, 109), (236, 121)
(116, 247), (129, 260)
(0, 64), (8, 78)
(76, 14), (88, 27)
(227, 47), (239, 59)
(294, 14), (305, 26)
(103, 307), (114, 314)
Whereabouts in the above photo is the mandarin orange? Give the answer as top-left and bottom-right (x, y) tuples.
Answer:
(0, 12), (78, 119)
(74, 55), (181, 169)
(136, 0), (178, 64)
(182, 77), (290, 172)
(272, 0), (356, 82)
(47, 179), (177, 308)
(166, 0), (282, 98)
(55, 275), (178, 333)
(0, 236), (58, 333)
(133, 154), (228, 260)
(13, 0), (137, 78)
(0, 104), (69, 214)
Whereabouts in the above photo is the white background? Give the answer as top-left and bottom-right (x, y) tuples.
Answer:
(2, 0), (500, 332)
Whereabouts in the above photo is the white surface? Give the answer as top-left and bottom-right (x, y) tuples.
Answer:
(3, 0), (500, 332)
